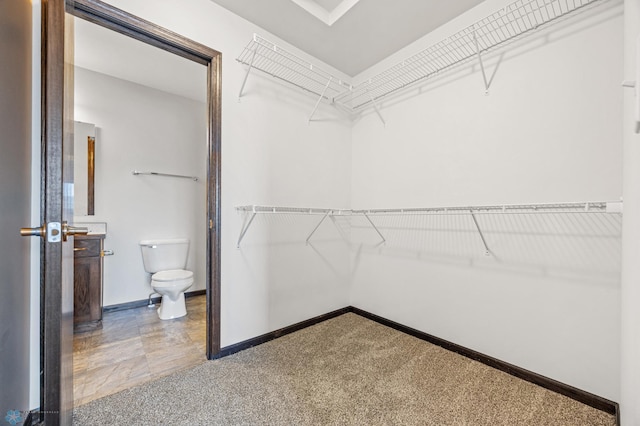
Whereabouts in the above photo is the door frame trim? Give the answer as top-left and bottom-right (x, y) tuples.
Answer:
(63, 0), (222, 358)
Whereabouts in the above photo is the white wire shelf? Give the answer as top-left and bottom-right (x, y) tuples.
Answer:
(235, 201), (622, 249)
(352, 201), (620, 215)
(237, 0), (606, 117)
(235, 205), (350, 215)
(336, 0), (605, 110)
(237, 35), (351, 107)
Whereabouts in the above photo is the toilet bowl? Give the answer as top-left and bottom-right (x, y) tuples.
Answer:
(151, 269), (194, 319)
(139, 239), (194, 320)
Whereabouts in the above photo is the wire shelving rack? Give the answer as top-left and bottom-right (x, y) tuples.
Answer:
(234, 201), (623, 250)
(236, 34), (352, 121)
(236, 0), (606, 117)
(336, 0), (604, 110)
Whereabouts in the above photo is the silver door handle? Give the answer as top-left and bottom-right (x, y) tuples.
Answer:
(101, 250), (114, 257)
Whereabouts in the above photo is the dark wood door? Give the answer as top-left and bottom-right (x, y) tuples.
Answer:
(41, 1), (75, 424)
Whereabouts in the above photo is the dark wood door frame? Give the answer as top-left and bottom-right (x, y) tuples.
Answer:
(63, 0), (222, 357)
(42, 4), (221, 420)
(41, 1), (73, 423)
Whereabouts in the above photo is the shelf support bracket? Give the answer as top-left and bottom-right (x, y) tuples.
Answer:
(368, 92), (386, 126)
(306, 211), (331, 244)
(308, 77), (333, 123)
(238, 47), (258, 101)
(473, 31), (491, 94)
(237, 212), (257, 248)
(363, 213), (386, 244)
(470, 211), (491, 256)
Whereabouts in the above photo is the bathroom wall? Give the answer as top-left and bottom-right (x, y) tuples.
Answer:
(85, 0), (353, 344)
(74, 66), (208, 306)
(349, 0), (623, 401)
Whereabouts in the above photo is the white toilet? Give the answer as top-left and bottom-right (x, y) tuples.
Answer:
(139, 238), (194, 320)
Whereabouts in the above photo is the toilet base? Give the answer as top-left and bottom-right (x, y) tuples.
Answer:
(157, 292), (187, 320)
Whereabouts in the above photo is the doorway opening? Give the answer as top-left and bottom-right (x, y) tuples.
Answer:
(41, 0), (221, 419)
(69, 11), (214, 403)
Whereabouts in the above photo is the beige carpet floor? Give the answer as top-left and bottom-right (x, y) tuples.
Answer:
(73, 313), (615, 425)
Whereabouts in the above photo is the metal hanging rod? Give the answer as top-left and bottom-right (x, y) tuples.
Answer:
(237, 0), (606, 118)
(132, 170), (198, 181)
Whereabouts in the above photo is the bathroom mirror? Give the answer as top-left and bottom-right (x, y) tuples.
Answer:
(74, 121), (96, 216)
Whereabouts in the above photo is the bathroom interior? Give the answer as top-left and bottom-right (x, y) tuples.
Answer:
(71, 16), (209, 404)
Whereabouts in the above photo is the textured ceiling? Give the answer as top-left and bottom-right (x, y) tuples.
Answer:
(208, 0), (485, 76)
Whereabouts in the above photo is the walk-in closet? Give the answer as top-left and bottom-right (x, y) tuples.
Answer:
(16, 0), (640, 423)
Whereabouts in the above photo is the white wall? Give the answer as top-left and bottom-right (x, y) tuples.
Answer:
(95, 0), (353, 345)
(74, 67), (208, 306)
(350, 0), (623, 402)
(621, 0), (640, 422)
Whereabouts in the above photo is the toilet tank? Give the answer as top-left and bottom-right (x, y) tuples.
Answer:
(139, 238), (190, 273)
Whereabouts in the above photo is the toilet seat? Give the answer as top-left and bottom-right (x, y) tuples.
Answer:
(151, 269), (193, 288)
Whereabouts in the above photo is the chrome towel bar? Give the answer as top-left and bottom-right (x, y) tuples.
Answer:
(132, 170), (198, 181)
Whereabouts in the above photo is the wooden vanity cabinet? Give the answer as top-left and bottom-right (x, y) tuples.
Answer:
(73, 234), (104, 332)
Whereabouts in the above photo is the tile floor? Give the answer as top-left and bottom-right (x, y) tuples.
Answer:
(73, 295), (207, 406)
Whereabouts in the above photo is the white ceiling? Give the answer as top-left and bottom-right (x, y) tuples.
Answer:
(73, 1), (485, 101)
(208, 0), (485, 76)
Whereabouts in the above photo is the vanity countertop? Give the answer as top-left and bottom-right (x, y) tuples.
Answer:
(73, 221), (107, 235)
